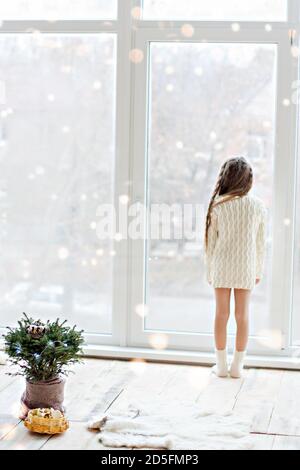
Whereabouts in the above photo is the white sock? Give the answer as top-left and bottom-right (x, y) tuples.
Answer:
(212, 349), (228, 378)
(230, 351), (246, 378)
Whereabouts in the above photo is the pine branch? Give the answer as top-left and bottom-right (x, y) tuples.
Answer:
(3, 313), (85, 382)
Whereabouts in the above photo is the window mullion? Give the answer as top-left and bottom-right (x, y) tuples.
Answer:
(112, 0), (136, 347)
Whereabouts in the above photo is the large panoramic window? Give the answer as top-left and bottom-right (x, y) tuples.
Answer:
(0, 1), (299, 363)
(142, 0), (288, 21)
(145, 42), (276, 338)
(0, 34), (116, 334)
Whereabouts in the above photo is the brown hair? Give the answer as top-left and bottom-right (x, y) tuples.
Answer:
(205, 157), (253, 250)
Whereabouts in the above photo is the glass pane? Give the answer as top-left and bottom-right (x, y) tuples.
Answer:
(292, 164), (300, 346)
(0, 0), (117, 20)
(143, 0), (287, 21)
(0, 34), (116, 334)
(145, 42), (276, 339)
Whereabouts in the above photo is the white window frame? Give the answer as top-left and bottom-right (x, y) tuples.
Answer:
(1, 0), (300, 368)
(127, 0), (300, 360)
(0, 0), (135, 348)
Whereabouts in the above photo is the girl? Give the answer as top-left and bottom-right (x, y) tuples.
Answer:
(205, 157), (267, 378)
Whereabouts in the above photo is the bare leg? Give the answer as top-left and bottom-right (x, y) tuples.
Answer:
(230, 289), (251, 378)
(214, 288), (231, 351)
(234, 288), (251, 352)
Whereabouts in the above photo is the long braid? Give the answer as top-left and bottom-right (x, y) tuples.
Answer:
(205, 162), (227, 249)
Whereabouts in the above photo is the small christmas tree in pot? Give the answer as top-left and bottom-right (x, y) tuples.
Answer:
(3, 313), (84, 419)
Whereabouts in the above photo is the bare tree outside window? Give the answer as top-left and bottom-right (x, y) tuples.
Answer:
(0, 34), (116, 333)
(145, 43), (276, 336)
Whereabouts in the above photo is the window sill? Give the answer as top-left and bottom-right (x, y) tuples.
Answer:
(0, 340), (299, 370)
(83, 344), (300, 371)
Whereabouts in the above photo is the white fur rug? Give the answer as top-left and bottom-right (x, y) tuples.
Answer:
(88, 401), (254, 450)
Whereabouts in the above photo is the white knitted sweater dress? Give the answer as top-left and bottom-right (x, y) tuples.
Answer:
(206, 194), (267, 290)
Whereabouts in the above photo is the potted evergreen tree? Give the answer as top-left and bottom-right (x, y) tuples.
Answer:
(3, 313), (84, 418)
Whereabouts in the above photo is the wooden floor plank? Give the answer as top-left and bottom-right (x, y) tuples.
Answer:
(63, 359), (120, 421)
(269, 371), (300, 436)
(43, 360), (170, 451)
(273, 435), (300, 450)
(233, 368), (284, 433)
(0, 359), (125, 450)
(42, 360), (137, 450)
(251, 433), (274, 450)
(196, 369), (247, 414)
(0, 366), (18, 393)
(0, 378), (25, 440)
(2, 359), (300, 450)
(104, 360), (180, 413)
(0, 421), (50, 450)
(161, 364), (212, 402)
(82, 361), (187, 452)
(41, 422), (117, 451)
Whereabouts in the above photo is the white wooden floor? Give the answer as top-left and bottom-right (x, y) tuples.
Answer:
(0, 358), (300, 450)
